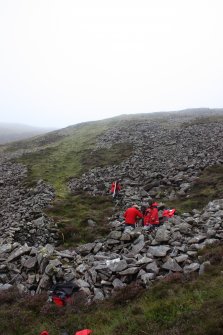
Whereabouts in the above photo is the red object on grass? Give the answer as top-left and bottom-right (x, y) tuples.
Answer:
(40, 331), (49, 335)
(75, 329), (93, 335)
(52, 296), (65, 306)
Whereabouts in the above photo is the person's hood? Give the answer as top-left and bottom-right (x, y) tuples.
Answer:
(132, 204), (140, 209)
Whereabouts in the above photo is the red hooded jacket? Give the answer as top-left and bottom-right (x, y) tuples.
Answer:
(144, 203), (159, 225)
(110, 181), (121, 194)
(124, 207), (143, 225)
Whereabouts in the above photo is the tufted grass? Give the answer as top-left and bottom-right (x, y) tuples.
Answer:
(46, 193), (114, 247)
(166, 165), (223, 213)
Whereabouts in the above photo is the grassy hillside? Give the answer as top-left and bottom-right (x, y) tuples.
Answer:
(1, 112), (223, 334)
(8, 113), (222, 198)
(46, 193), (114, 246)
(14, 122), (111, 196)
(5, 119), (133, 245)
(167, 165), (223, 213)
(7, 119), (132, 196)
(2, 114), (222, 245)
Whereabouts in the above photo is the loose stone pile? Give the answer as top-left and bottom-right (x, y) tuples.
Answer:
(0, 199), (222, 301)
(0, 161), (60, 247)
(68, 120), (223, 202)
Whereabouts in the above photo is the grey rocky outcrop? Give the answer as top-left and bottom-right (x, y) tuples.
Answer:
(68, 120), (223, 206)
(0, 161), (60, 247)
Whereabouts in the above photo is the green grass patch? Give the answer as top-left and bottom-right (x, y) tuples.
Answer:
(46, 193), (114, 247)
(15, 123), (109, 196)
(15, 122), (133, 197)
(166, 165), (223, 213)
(81, 142), (133, 172)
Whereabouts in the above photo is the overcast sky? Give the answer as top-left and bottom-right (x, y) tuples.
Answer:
(0, 0), (223, 128)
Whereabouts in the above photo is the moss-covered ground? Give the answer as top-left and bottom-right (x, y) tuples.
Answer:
(166, 165), (223, 213)
(46, 193), (114, 247)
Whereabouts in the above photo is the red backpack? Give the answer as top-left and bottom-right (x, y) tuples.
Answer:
(162, 208), (176, 218)
(50, 282), (80, 307)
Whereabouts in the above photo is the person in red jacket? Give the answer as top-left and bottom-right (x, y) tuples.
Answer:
(124, 204), (143, 228)
(144, 201), (160, 229)
(110, 180), (121, 199)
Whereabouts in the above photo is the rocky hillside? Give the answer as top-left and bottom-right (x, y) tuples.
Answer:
(69, 111), (223, 204)
(0, 109), (223, 303)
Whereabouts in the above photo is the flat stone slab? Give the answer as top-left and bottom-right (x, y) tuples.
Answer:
(119, 267), (139, 275)
(183, 263), (200, 273)
(162, 258), (183, 272)
(149, 245), (170, 257)
(7, 245), (31, 262)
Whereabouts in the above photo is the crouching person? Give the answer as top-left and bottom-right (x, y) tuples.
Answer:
(143, 200), (160, 231)
(123, 204), (143, 230)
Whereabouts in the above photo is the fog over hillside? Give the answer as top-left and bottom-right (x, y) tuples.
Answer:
(0, 123), (57, 144)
